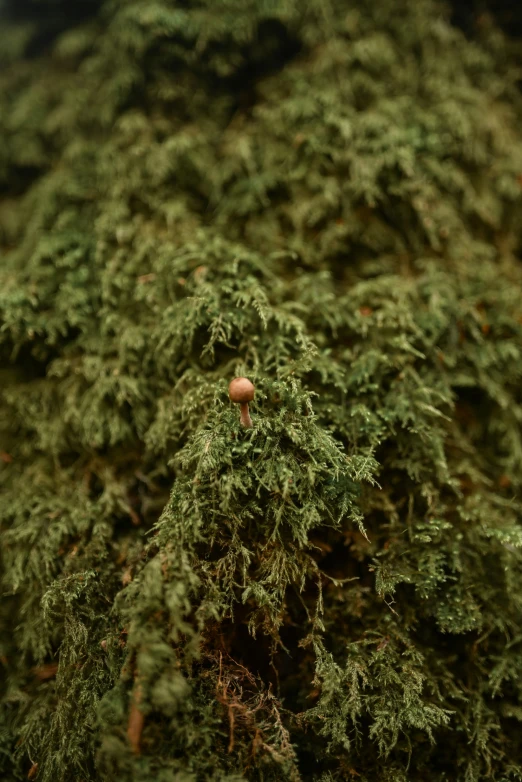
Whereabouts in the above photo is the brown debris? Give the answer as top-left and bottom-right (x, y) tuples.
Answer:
(32, 663), (59, 681)
(127, 681), (144, 754)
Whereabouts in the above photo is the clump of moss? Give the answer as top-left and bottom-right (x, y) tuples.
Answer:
(1, 1), (522, 780)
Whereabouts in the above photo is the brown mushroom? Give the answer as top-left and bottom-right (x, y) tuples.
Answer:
(229, 377), (255, 428)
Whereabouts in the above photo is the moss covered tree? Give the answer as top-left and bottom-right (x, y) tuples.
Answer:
(1, 0), (522, 779)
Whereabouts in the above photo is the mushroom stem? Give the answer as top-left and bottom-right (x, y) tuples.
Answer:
(239, 402), (252, 428)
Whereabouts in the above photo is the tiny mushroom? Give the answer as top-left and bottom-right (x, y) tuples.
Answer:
(229, 377), (255, 428)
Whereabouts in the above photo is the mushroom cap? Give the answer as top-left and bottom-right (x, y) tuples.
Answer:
(229, 377), (255, 403)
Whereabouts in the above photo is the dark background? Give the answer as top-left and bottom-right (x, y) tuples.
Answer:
(0, 0), (521, 60)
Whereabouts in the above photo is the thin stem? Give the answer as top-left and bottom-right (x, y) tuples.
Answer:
(239, 402), (252, 428)
(127, 681), (144, 754)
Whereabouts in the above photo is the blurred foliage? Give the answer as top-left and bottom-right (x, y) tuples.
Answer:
(1, 1), (522, 780)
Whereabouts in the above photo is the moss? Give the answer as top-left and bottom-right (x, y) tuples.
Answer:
(1, 1), (522, 780)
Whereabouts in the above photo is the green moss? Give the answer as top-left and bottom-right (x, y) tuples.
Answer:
(1, 1), (522, 780)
